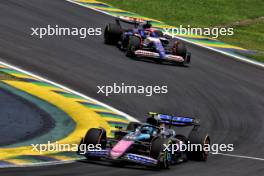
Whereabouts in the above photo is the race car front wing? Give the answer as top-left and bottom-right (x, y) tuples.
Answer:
(134, 50), (185, 62)
(81, 149), (158, 166)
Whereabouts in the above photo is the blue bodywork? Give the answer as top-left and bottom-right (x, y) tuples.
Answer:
(158, 114), (194, 125)
(124, 28), (167, 59)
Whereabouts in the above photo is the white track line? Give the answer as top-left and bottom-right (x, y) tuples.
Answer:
(66, 0), (264, 68)
(0, 60), (138, 123)
(172, 36), (264, 68)
(212, 152), (264, 161)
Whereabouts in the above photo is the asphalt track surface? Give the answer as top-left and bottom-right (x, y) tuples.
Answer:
(0, 0), (263, 175)
(0, 87), (54, 146)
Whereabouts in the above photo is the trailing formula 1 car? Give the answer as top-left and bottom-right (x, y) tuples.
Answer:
(77, 112), (210, 169)
(104, 17), (191, 65)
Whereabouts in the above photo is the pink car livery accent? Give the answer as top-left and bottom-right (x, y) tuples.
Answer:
(110, 140), (134, 159)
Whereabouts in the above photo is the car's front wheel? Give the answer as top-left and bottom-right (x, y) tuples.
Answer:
(171, 40), (191, 65)
(79, 128), (107, 159)
(126, 36), (141, 57)
(150, 137), (173, 169)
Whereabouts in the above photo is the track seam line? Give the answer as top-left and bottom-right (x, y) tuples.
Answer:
(212, 152), (264, 161)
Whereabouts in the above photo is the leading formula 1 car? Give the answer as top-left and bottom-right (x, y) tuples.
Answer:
(104, 17), (191, 65)
(77, 112), (210, 169)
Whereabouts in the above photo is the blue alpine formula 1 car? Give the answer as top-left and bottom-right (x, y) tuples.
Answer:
(104, 17), (191, 65)
(77, 112), (210, 169)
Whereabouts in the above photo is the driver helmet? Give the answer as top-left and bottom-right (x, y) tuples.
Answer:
(144, 28), (157, 38)
(142, 22), (152, 29)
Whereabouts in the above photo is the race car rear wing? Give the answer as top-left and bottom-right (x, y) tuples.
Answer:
(148, 112), (200, 126)
(115, 16), (150, 28)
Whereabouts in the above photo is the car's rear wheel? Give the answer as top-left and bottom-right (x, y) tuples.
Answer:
(126, 36), (141, 57)
(104, 23), (122, 45)
(187, 128), (210, 161)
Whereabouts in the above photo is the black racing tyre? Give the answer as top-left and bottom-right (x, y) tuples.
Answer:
(150, 137), (172, 169)
(126, 36), (141, 57)
(78, 128), (106, 159)
(83, 128), (107, 149)
(126, 122), (141, 131)
(187, 128), (210, 161)
(185, 52), (191, 64)
(104, 23), (122, 45)
(174, 42), (187, 59)
(80, 128), (107, 159)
